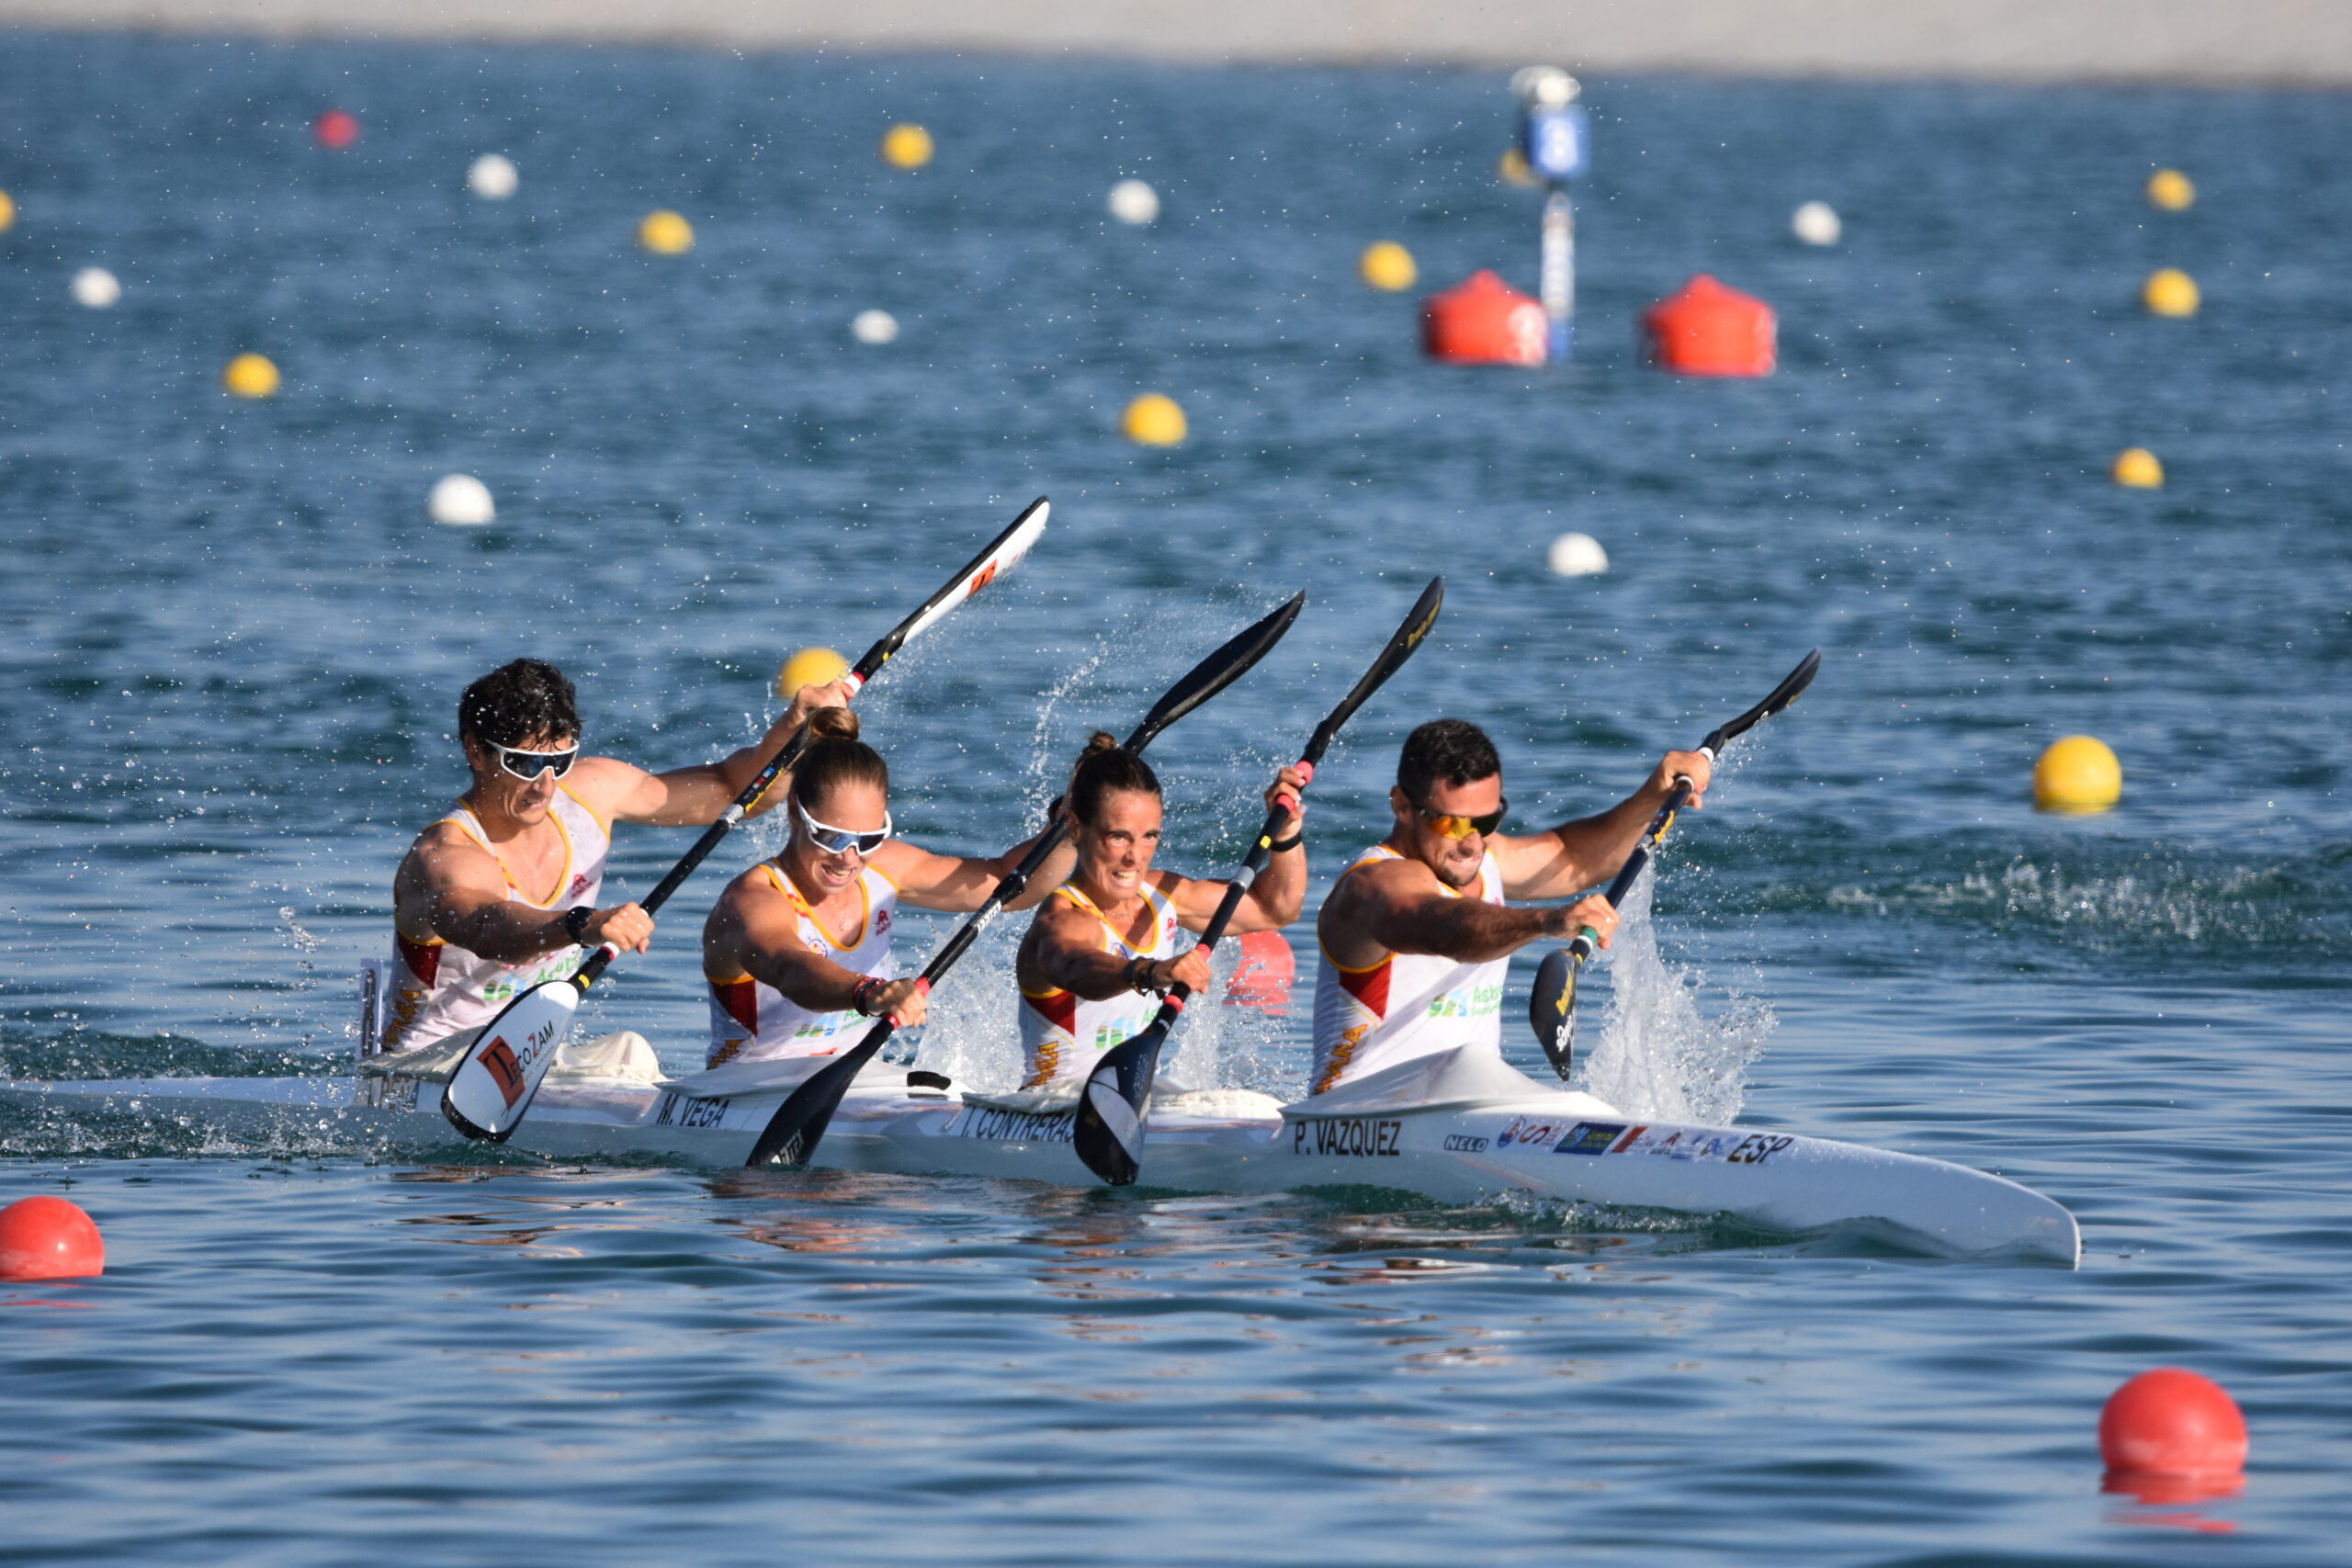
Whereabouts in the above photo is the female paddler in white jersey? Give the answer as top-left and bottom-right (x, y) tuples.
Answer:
(1310, 717), (1713, 1095)
(382, 657), (849, 1057)
(699, 707), (1077, 1070)
(1013, 735), (1311, 1090)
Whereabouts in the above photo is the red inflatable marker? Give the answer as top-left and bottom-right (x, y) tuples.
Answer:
(1225, 928), (1295, 1013)
(313, 109), (360, 150)
(2107, 1363), (2248, 1495)
(0, 1195), (105, 1280)
(1642, 274), (1775, 377)
(1423, 270), (1548, 367)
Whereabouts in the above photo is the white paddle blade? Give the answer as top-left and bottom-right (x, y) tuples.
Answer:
(898, 500), (1046, 647)
(441, 981), (581, 1141)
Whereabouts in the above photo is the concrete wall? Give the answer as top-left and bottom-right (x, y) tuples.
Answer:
(6, 0), (2351, 86)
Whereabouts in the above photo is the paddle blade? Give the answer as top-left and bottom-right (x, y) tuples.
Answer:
(1706, 648), (1822, 752)
(743, 1039), (876, 1167)
(1304, 576), (1444, 764)
(1127, 593), (1304, 751)
(441, 980), (582, 1141)
(869, 498), (1049, 672)
(1225, 928), (1295, 1013)
(1073, 1025), (1166, 1186)
(1529, 948), (1577, 1081)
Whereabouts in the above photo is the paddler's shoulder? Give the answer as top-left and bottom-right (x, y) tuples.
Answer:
(553, 755), (639, 819)
(1322, 846), (1438, 914)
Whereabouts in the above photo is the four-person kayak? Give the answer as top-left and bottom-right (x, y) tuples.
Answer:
(0, 1033), (2081, 1265)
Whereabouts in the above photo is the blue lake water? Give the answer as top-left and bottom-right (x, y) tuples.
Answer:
(3, 33), (2348, 1563)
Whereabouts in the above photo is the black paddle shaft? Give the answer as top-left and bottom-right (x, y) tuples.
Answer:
(565, 500), (1050, 994)
(1072, 577), (1447, 1186)
(743, 592), (1309, 1169)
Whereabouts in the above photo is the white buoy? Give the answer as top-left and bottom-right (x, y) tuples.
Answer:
(851, 309), (899, 344)
(1792, 200), (1841, 246)
(71, 267), (120, 309)
(1546, 532), (1609, 577)
(429, 474), (496, 525)
(468, 154), (518, 200)
(1107, 178), (1160, 225)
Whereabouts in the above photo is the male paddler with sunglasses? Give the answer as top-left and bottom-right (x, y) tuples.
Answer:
(379, 657), (849, 1057)
(1310, 718), (1711, 1095)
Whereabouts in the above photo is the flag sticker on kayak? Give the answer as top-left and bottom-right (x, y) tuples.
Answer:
(1555, 1121), (1641, 1156)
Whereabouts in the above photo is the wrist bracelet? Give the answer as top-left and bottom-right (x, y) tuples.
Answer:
(1127, 956), (1160, 995)
(853, 976), (887, 1017)
(1266, 829), (1304, 853)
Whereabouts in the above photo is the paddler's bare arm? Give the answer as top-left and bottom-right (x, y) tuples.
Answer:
(393, 825), (653, 962)
(1318, 856), (1613, 969)
(1490, 749), (1713, 901)
(1017, 892), (1209, 1001)
(582, 679), (857, 829)
(1161, 762), (1312, 935)
(867, 829), (1077, 915)
(704, 871), (927, 1028)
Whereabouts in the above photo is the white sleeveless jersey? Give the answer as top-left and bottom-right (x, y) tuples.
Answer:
(1309, 844), (1509, 1094)
(1018, 878), (1182, 1089)
(706, 862), (899, 1068)
(381, 787), (610, 1055)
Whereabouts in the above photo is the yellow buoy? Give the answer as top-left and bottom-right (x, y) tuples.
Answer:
(880, 123), (933, 170)
(775, 646), (850, 701)
(2033, 735), (2121, 813)
(1359, 241), (1417, 292)
(221, 353), (280, 400)
(638, 209), (695, 254)
(2142, 267), (2199, 318)
(2111, 447), (2164, 489)
(1121, 393), (1187, 447)
(0, 189), (14, 231)
(2145, 169), (2195, 211)
(1496, 148), (1537, 188)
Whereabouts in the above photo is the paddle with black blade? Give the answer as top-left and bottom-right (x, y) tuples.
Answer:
(743, 592), (1307, 1169)
(439, 497), (1052, 1142)
(1529, 648), (1821, 1078)
(1071, 576), (1446, 1186)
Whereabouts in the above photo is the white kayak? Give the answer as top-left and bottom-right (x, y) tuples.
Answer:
(0, 1038), (2079, 1265)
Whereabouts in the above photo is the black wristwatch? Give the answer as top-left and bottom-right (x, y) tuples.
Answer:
(561, 906), (594, 945)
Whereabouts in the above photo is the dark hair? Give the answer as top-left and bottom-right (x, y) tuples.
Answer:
(1397, 718), (1501, 801)
(459, 659), (579, 750)
(1067, 731), (1160, 826)
(789, 706), (889, 814)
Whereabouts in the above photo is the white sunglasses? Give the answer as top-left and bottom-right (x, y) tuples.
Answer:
(795, 798), (893, 856)
(492, 741), (580, 781)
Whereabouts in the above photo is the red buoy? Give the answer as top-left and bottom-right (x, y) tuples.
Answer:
(1641, 274), (1776, 377)
(1422, 270), (1548, 367)
(1226, 928), (1295, 1013)
(0, 1195), (105, 1280)
(2100, 1369), (2247, 1477)
(313, 109), (361, 150)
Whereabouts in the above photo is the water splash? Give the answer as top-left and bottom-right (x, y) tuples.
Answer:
(1576, 874), (1774, 1124)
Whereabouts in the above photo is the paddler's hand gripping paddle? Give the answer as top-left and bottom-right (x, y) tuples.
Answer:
(743, 592), (1306, 1168)
(439, 498), (1051, 1142)
(1071, 577), (1446, 1187)
(1529, 649), (1820, 1079)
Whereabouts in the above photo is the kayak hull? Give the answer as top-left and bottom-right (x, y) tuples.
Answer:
(0, 1069), (2081, 1265)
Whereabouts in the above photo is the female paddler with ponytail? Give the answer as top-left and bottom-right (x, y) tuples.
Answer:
(700, 708), (1075, 1069)
(1013, 735), (1310, 1089)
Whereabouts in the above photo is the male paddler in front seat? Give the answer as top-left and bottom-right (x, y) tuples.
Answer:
(1311, 718), (1712, 1094)
(381, 657), (846, 1056)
